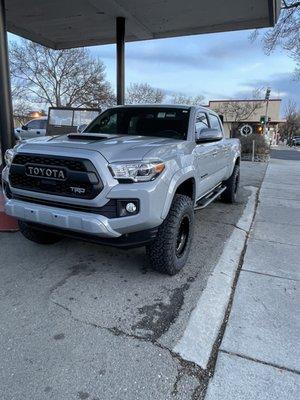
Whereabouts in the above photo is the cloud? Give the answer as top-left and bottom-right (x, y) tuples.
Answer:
(229, 73), (299, 114)
(203, 36), (259, 60)
(238, 62), (263, 73)
(245, 73), (299, 100)
(93, 33), (261, 71)
(95, 42), (220, 70)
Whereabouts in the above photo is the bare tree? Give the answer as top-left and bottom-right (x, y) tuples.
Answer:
(170, 93), (204, 106)
(210, 89), (264, 136)
(10, 79), (32, 125)
(126, 83), (165, 104)
(250, 1), (300, 78)
(264, 1), (299, 53)
(10, 40), (115, 109)
(293, 46), (300, 79)
(281, 99), (300, 139)
(211, 90), (264, 123)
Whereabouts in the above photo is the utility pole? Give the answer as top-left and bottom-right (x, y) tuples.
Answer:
(263, 87), (271, 136)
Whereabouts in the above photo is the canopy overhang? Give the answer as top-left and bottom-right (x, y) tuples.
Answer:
(1, 0), (281, 164)
(6, 0), (281, 49)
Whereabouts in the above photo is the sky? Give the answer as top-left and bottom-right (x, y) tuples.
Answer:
(9, 28), (299, 114)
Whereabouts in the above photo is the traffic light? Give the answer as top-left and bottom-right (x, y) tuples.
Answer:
(268, 117), (271, 123)
(265, 88), (271, 100)
(260, 116), (266, 124)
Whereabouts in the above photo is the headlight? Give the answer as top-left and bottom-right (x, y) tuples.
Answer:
(109, 161), (165, 182)
(4, 149), (14, 167)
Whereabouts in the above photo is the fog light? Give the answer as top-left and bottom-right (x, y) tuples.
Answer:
(117, 199), (139, 217)
(126, 202), (137, 213)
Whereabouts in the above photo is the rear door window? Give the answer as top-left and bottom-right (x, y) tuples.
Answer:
(195, 112), (209, 135)
(209, 114), (222, 133)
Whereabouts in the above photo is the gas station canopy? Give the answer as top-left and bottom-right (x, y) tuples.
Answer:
(0, 0), (281, 161)
(6, 0), (281, 49)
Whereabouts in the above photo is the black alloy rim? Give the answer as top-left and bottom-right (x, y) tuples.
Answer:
(234, 171), (240, 194)
(176, 215), (190, 257)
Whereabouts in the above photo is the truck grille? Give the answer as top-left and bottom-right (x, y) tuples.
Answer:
(9, 153), (103, 199)
(12, 154), (87, 172)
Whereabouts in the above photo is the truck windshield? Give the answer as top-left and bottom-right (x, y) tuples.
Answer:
(85, 107), (190, 140)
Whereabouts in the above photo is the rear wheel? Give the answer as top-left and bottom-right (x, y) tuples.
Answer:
(221, 164), (240, 203)
(18, 220), (62, 244)
(146, 194), (194, 275)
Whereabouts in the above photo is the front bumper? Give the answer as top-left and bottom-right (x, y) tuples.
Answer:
(4, 198), (121, 238)
(2, 170), (168, 241)
(2, 147), (172, 239)
(23, 221), (159, 248)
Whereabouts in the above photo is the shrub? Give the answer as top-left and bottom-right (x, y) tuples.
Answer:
(239, 133), (269, 155)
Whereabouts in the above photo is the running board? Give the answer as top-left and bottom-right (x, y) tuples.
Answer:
(194, 185), (226, 210)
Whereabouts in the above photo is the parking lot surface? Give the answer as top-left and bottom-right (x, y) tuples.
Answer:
(0, 162), (266, 400)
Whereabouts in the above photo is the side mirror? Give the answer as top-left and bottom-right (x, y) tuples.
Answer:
(196, 128), (222, 143)
(21, 125), (28, 130)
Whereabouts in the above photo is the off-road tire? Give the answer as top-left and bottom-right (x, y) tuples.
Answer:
(18, 220), (62, 244)
(221, 164), (240, 203)
(146, 194), (194, 275)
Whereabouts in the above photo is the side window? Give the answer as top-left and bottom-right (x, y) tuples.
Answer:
(99, 112), (117, 133)
(89, 111), (118, 133)
(27, 120), (41, 129)
(39, 119), (47, 129)
(195, 112), (209, 135)
(209, 114), (222, 133)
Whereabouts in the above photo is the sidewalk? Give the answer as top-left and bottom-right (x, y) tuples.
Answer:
(205, 156), (300, 399)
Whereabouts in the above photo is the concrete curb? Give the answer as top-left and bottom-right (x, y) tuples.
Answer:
(173, 186), (258, 369)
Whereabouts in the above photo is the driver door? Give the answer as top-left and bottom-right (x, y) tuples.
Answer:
(194, 111), (219, 199)
(209, 113), (228, 182)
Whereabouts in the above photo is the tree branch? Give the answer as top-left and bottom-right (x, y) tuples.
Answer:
(281, 1), (300, 9)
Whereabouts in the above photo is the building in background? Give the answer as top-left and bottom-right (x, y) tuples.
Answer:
(209, 99), (284, 144)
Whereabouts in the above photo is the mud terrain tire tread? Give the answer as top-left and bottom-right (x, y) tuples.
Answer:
(146, 194), (194, 275)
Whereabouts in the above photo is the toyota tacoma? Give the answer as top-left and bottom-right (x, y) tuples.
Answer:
(2, 105), (241, 275)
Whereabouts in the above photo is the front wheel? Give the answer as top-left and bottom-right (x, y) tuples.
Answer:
(146, 194), (194, 275)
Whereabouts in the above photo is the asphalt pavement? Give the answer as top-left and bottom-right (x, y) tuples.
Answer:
(270, 146), (300, 161)
(0, 161), (266, 400)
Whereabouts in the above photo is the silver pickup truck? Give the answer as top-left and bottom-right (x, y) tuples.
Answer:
(2, 105), (241, 275)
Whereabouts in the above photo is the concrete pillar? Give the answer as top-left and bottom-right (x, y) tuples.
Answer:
(0, 0), (14, 167)
(116, 17), (125, 105)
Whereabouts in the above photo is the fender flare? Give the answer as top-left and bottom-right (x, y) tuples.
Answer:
(229, 155), (241, 176)
(161, 166), (196, 219)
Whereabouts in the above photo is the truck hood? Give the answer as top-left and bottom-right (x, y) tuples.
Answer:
(15, 133), (188, 162)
